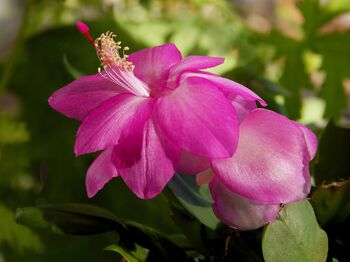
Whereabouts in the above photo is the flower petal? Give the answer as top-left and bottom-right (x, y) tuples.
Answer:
(128, 44), (182, 90)
(231, 95), (257, 123)
(172, 56), (224, 73)
(167, 56), (224, 88)
(75, 93), (154, 155)
(115, 119), (175, 199)
(156, 77), (239, 158)
(183, 72), (267, 107)
(176, 151), (210, 175)
(294, 123), (318, 159)
(49, 73), (123, 121)
(86, 147), (118, 198)
(209, 178), (280, 231)
(212, 109), (312, 204)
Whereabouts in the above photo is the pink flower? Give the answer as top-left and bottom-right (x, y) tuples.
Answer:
(48, 22), (265, 199)
(196, 109), (318, 230)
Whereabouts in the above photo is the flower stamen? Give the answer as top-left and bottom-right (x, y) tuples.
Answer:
(76, 22), (149, 97)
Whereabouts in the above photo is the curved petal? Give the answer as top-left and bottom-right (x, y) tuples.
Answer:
(294, 123), (318, 159)
(176, 151), (210, 175)
(75, 93), (154, 155)
(172, 56), (224, 73)
(183, 72), (267, 107)
(86, 147), (118, 198)
(231, 95), (257, 123)
(156, 77), (239, 158)
(212, 109), (312, 204)
(209, 178), (280, 231)
(167, 56), (224, 88)
(49, 73), (123, 121)
(115, 119), (175, 199)
(128, 44), (182, 91)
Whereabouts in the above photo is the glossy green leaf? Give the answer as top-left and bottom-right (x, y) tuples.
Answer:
(262, 200), (328, 262)
(167, 174), (219, 229)
(15, 203), (128, 235)
(15, 203), (187, 261)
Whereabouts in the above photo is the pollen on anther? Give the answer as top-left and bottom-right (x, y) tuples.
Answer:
(94, 31), (134, 72)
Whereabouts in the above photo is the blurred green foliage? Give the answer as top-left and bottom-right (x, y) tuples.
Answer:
(0, 0), (350, 261)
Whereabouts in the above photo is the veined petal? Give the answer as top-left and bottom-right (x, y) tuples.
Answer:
(212, 109), (312, 204)
(183, 72), (267, 107)
(49, 73), (123, 121)
(75, 93), (154, 156)
(86, 147), (118, 198)
(116, 119), (175, 199)
(156, 77), (239, 158)
(128, 44), (182, 91)
(209, 178), (280, 231)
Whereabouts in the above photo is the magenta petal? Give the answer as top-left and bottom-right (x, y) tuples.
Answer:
(128, 44), (182, 90)
(209, 178), (280, 231)
(49, 73), (123, 121)
(86, 147), (118, 198)
(172, 56), (224, 73)
(231, 95), (257, 123)
(294, 123), (318, 159)
(116, 120), (175, 199)
(212, 109), (312, 204)
(176, 151), (210, 175)
(75, 93), (154, 155)
(156, 77), (239, 158)
(183, 72), (267, 107)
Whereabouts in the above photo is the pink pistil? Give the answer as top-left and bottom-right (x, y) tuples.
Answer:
(76, 21), (94, 47)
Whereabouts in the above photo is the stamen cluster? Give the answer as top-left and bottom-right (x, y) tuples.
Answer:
(95, 31), (135, 71)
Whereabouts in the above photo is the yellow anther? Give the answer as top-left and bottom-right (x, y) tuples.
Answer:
(94, 31), (134, 72)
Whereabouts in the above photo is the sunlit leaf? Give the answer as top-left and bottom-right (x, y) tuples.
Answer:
(105, 244), (149, 262)
(262, 200), (328, 262)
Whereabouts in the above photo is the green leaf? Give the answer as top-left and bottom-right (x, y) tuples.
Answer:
(0, 203), (43, 253)
(16, 203), (187, 261)
(167, 174), (219, 229)
(168, 198), (220, 257)
(314, 120), (350, 184)
(262, 200), (328, 262)
(105, 244), (149, 262)
(310, 180), (350, 226)
(15, 203), (128, 235)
